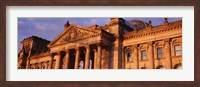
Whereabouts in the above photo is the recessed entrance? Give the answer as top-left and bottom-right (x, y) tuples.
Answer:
(68, 49), (75, 69)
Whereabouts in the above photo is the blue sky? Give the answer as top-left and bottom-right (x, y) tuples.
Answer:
(18, 18), (181, 51)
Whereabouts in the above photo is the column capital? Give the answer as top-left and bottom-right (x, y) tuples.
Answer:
(75, 47), (80, 51)
(85, 45), (90, 49)
(56, 51), (62, 55)
(65, 49), (69, 53)
(148, 41), (153, 46)
(50, 53), (57, 56)
(93, 49), (97, 52)
(97, 42), (103, 46)
(164, 38), (170, 43)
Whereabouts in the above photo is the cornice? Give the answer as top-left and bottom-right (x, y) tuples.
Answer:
(124, 20), (182, 40)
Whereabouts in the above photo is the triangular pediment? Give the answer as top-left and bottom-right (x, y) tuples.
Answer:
(48, 25), (100, 47)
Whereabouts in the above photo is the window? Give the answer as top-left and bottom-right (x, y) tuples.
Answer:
(141, 50), (146, 60)
(174, 45), (181, 56)
(127, 52), (133, 62)
(157, 48), (163, 59)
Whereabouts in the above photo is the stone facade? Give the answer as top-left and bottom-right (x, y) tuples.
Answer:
(18, 18), (182, 69)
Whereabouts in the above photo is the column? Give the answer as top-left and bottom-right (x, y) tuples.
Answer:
(164, 38), (172, 69)
(26, 58), (30, 69)
(55, 52), (61, 69)
(45, 61), (48, 69)
(49, 53), (55, 69)
(122, 47), (125, 69)
(97, 44), (102, 69)
(93, 49), (97, 69)
(84, 46), (90, 69)
(132, 44), (138, 69)
(74, 47), (80, 69)
(64, 49), (69, 69)
(148, 42), (154, 69)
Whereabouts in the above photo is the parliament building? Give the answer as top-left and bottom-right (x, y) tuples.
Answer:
(18, 18), (182, 69)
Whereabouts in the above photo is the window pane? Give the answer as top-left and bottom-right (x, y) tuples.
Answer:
(141, 50), (146, 60)
(175, 45), (182, 56)
(127, 52), (132, 62)
(175, 45), (181, 50)
(157, 48), (162, 58)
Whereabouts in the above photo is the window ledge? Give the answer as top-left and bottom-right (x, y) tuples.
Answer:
(172, 55), (182, 58)
(138, 59), (149, 62)
(126, 61), (134, 63)
(154, 58), (166, 60)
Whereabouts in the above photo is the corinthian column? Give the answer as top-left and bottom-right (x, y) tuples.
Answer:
(74, 47), (80, 69)
(55, 52), (61, 69)
(93, 49), (97, 69)
(49, 53), (55, 69)
(148, 42), (154, 69)
(64, 49), (69, 69)
(164, 38), (172, 69)
(84, 45), (90, 69)
(97, 44), (102, 69)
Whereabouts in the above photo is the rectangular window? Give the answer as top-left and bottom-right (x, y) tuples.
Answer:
(157, 48), (162, 59)
(141, 50), (146, 60)
(175, 45), (181, 56)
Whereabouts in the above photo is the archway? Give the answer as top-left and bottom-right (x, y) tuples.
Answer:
(141, 67), (146, 69)
(68, 49), (76, 69)
(174, 64), (182, 69)
(156, 65), (165, 69)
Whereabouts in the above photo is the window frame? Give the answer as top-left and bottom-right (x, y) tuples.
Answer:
(127, 51), (133, 62)
(157, 47), (163, 59)
(174, 44), (182, 56)
(141, 50), (147, 60)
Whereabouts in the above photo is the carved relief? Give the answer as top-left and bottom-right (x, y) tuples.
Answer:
(60, 28), (92, 43)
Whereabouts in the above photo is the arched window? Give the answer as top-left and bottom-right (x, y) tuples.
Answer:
(127, 52), (133, 62)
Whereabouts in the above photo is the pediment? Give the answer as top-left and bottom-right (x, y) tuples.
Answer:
(48, 26), (100, 47)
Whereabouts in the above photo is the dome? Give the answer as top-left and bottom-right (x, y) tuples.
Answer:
(129, 20), (149, 30)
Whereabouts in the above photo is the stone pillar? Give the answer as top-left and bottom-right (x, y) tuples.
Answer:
(64, 49), (69, 69)
(75, 47), (80, 69)
(164, 38), (172, 69)
(97, 44), (102, 69)
(148, 42), (154, 69)
(55, 52), (61, 69)
(26, 58), (30, 69)
(113, 38), (123, 69)
(49, 53), (55, 69)
(84, 46), (90, 69)
(93, 49), (97, 69)
(132, 44), (138, 69)
(122, 47), (125, 69)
